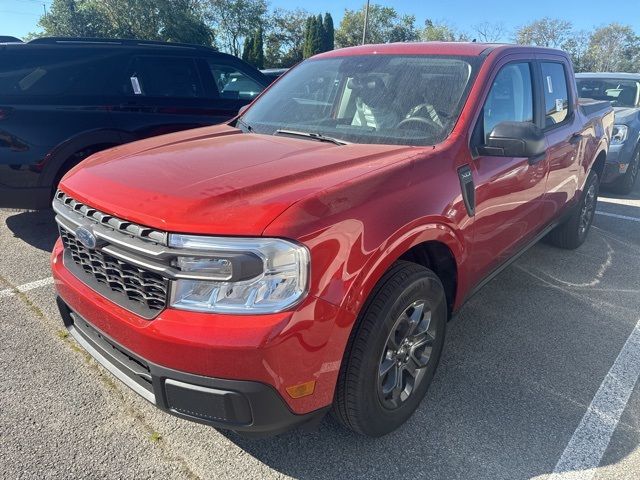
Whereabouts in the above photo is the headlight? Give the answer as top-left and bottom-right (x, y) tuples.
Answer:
(168, 234), (310, 314)
(612, 125), (628, 145)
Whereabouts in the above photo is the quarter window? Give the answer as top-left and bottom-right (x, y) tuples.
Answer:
(482, 62), (533, 143)
(541, 62), (569, 127)
(207, 60), (264, 100)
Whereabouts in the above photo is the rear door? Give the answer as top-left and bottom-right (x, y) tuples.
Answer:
(536, 58), (583, 217)
(468, 56), (550, 279)
(109, 54), (219, 139)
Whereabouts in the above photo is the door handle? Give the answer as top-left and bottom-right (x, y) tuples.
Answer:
(528, 152), (546, 165)
(569, 133), (583, 145)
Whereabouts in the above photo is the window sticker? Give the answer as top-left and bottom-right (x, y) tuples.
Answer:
(130, 76), (142, 95)
(555, 98), (564, 112)
(546, 75), (553, 93)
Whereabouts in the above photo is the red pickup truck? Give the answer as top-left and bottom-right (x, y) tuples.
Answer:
(51, 42), (613, 437)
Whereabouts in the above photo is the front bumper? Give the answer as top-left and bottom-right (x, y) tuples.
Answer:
(601, 143), (635, 185)
(51, 239), (355, 433)
(56, 298), (328, 435)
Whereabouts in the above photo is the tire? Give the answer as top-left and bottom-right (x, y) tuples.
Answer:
(333, 261), (447, 437)
(612, 145), (639, 195)
(546, 171), (599, 250)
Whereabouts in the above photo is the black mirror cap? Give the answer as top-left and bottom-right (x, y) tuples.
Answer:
(483, 121), (546, 158)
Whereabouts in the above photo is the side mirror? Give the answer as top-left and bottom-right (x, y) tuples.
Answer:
(238, 104), (250, 116)
(478, 121), (546, 163)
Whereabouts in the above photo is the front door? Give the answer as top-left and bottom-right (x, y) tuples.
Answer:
(468, 60), (550, 280)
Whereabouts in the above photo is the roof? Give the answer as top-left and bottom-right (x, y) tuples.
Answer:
(576, 72), (640, 80)
(312, 42), (567, 59)
(2, 36), (218, 52)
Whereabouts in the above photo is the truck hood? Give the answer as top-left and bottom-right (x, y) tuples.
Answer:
(60, 125), (415, 235)
(613, 106), (640, 124)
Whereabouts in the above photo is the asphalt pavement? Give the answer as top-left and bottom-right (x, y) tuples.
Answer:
(1, 180), (639, 480)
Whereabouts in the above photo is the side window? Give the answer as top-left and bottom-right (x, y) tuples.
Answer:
(482, 63), (534, 142)
(207, 60), (264, 100)
(127, 56), (202, 98)
(541, 62), (569, 127)
(0, 51), (107, 97)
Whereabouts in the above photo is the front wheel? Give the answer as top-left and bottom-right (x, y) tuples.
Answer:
(546, 171), (599, 250)
(332, 261), (447, 436)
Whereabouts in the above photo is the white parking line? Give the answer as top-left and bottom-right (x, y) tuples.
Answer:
(595, 211), (640, 223)
(549, 318), (640, 480)
(0, 277), (54, 299)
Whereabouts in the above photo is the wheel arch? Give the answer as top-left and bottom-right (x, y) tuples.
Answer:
(39, 129), (136, 190)
(343, 222), (467, 321)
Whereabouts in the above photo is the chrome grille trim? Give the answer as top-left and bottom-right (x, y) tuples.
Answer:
(60, 226), (168, 317)
(54, 190), (167, 245)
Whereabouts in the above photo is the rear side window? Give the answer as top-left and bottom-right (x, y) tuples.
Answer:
(482, 62), (534, 142)
(207, 60), (264, 100)
(126, 56), (203, 98)
(541, 62), (569, 127)
(0, 50), (107, 97)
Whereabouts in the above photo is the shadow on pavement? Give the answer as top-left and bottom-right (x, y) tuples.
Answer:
(5, 209), (58, 252)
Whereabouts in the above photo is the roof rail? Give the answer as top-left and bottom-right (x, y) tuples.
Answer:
(0, 35), (23, 43)
(28, 37), (217, 51)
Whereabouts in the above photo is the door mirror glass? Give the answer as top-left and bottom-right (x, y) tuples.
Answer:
(479, 121), (546, 158)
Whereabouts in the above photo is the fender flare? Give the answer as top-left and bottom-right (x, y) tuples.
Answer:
(341, 221), (467, 317)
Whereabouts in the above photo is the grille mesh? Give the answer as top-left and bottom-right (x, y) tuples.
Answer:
(60, 227), (168, 313)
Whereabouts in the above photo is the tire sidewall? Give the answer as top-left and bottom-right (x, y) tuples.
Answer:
(354, 269), (447, 436)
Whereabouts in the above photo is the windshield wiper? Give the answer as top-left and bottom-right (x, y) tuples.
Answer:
(274, 129), (349, 146)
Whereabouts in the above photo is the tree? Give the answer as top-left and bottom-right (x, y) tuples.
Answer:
(421, 19), (461, 42)
(264, 8), (309, 68)
(303, 15), (323, 58)
(322, 12), (334, 52)
(471, 21), (505, 43)
(38, 0), (109, 38)
(251, 26), (264, 68)
(36, 0), (213, 46)
(242, 35), (254, 62)
(204, 0), (267, 56)
(561, 30), (590, 72)
(583, 23), (640, 72)
(335, 4), (418, 48)
(514, 17), (573, 48)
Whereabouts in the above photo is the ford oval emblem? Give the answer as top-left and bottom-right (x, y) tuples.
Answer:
(75, 226), (97, 250)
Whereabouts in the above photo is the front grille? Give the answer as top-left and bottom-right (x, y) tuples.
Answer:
(55, 190), (167, 245)
(60, 226), (168, 316)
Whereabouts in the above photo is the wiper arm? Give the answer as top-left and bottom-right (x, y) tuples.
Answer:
(236, 118), (253, 132)
(274, 129), (349, 146)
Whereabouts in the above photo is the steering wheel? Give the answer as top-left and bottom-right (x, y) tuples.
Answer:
(396, 116), (440, 131)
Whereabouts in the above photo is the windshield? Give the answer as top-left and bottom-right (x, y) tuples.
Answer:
(576, 78), (640, 108)
(239, 55), (479, 146)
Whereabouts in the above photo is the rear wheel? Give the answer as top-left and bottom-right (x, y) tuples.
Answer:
(333, 261), (447, 436)
(546, 171), (599, 250)
(613, 146), (639, 195)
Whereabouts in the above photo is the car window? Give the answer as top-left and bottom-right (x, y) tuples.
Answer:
(576, 78), (640, 108)
(541, 62), (569, 127)
(482, 62), (533, 142)
(207, 60), (264, 100)
(241, 55), (478, 146)
(0, 51), (108, 97)
(126, 56), (202, 98)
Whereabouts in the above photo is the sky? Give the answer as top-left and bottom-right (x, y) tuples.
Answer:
(1, 0), (640, 42)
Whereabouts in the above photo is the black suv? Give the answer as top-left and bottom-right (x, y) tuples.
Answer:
(0, 37), (270, 209)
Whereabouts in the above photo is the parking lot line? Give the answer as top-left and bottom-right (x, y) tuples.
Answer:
(0, 277), (54, 299)
(549, 317), (640, 480)
(595, 211), (640, 223)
